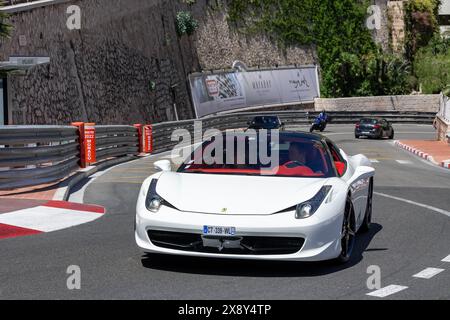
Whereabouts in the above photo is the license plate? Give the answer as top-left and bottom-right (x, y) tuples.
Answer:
(362, 132), (370, 135)
(203, 225), (236, 236)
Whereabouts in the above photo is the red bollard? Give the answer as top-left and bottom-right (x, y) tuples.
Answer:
(134, 124), (153, 154)
(143, 124), (153, 153)
(72, 122), (96, 168)
(134, 124), (144, 154)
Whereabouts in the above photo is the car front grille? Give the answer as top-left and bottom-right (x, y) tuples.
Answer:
(147, 230), (305, 255)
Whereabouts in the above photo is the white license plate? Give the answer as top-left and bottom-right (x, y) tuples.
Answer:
(362, 132), (371, 135)
(203, 225), (236, 236)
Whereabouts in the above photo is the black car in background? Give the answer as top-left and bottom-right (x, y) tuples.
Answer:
(247, 116), (285, 130)
(355, 118), (394, 139)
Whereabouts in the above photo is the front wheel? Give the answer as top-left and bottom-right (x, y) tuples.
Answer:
(309, 125), (315, 133)
(335, 196), (356, 264)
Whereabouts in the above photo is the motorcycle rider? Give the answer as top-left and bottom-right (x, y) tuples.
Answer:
(310, 110), (329, 132)
(318, 110), (328, 123)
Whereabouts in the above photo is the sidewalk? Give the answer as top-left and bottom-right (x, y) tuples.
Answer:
(0, 181), (61, 201)
(395, 140), (450, 169)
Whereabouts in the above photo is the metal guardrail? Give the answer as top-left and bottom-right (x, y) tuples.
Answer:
(0, 126), (80, 190)
(0, 125), (140, 190)
(1, 0), (31, 6)
(2, 0), (39, 5)
(95, 125), (139, 161)
(151, 110), (437, 153)
(0, 111), (436, 190)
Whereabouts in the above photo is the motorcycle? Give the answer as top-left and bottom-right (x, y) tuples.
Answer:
(310, 116), (328, 133)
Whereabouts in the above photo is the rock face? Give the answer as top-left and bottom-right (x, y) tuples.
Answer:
(196, 9), (317, 70)
(1, 0), (316, 125)
(388, 0), (406, 54)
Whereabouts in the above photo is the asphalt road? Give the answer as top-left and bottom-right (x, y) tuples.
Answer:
(1, 124), (449, 300)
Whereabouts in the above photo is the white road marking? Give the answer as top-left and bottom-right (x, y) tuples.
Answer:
(370, 159), (379, 163)
(442, 255), (450, 262)
(413, 268), (445, 279)
(374, 192), (450, 218)
(0, 207), (102, 232)
(396, 160), (413, 165)
(366, 285), (408, 298)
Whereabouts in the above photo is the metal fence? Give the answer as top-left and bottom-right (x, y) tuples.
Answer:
(0, 111), (437, 190)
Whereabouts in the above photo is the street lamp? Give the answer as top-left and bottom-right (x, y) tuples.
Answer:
(232, 60), (248, 72)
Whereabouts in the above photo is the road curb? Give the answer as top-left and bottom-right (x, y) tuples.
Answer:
(0, 200), (106, 240)
(394, 140), (449, 169)
(442, 159), (450, 169)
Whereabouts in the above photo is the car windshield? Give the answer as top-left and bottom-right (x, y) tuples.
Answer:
(178, 133), (335, 178)
(360, 119), (378, 125)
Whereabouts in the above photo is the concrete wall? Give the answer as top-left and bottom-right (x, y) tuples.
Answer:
(315, 95), (441, 112)
(0, 0), (316, 125)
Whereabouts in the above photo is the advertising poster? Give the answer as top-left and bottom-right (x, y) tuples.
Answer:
(189, 65), (320, 118)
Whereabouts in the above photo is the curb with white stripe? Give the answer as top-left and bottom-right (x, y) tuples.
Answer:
(0, 200), (105, 240)
(394, 140), (450, 169)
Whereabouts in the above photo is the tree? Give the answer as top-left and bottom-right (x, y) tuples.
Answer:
(0, 6), (12, 38)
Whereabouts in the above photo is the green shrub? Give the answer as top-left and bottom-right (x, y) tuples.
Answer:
(404, 0), (441, 60)
(227, 0), (412, 97)
(176, 11), (199, 36)
(414, 35), (450, 93)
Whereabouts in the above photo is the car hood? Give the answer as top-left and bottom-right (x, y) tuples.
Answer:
(155, 172), (329, 215)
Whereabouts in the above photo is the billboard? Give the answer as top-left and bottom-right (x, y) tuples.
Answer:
(189, 65), (320, 118)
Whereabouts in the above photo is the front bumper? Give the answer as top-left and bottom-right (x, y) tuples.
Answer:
(135, 204), (344, 262)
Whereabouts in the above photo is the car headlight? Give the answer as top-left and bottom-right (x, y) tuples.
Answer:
(295, 186), (332, 219)
(145, 179), (177, 213)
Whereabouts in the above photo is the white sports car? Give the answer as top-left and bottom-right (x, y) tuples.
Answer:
(135, 131), (375, 263)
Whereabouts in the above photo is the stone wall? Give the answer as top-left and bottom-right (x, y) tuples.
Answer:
(2, 0), (203, 125)
(435, 115), (449, 143)
(1, 0), (316, 125)
(315, 95), (441, 112)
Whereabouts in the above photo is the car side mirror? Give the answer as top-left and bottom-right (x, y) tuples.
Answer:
(154, 160), (172, 172)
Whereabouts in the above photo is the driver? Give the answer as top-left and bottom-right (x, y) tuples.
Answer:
(288, 142), (324, 173)
(288, 142), (308, 165)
